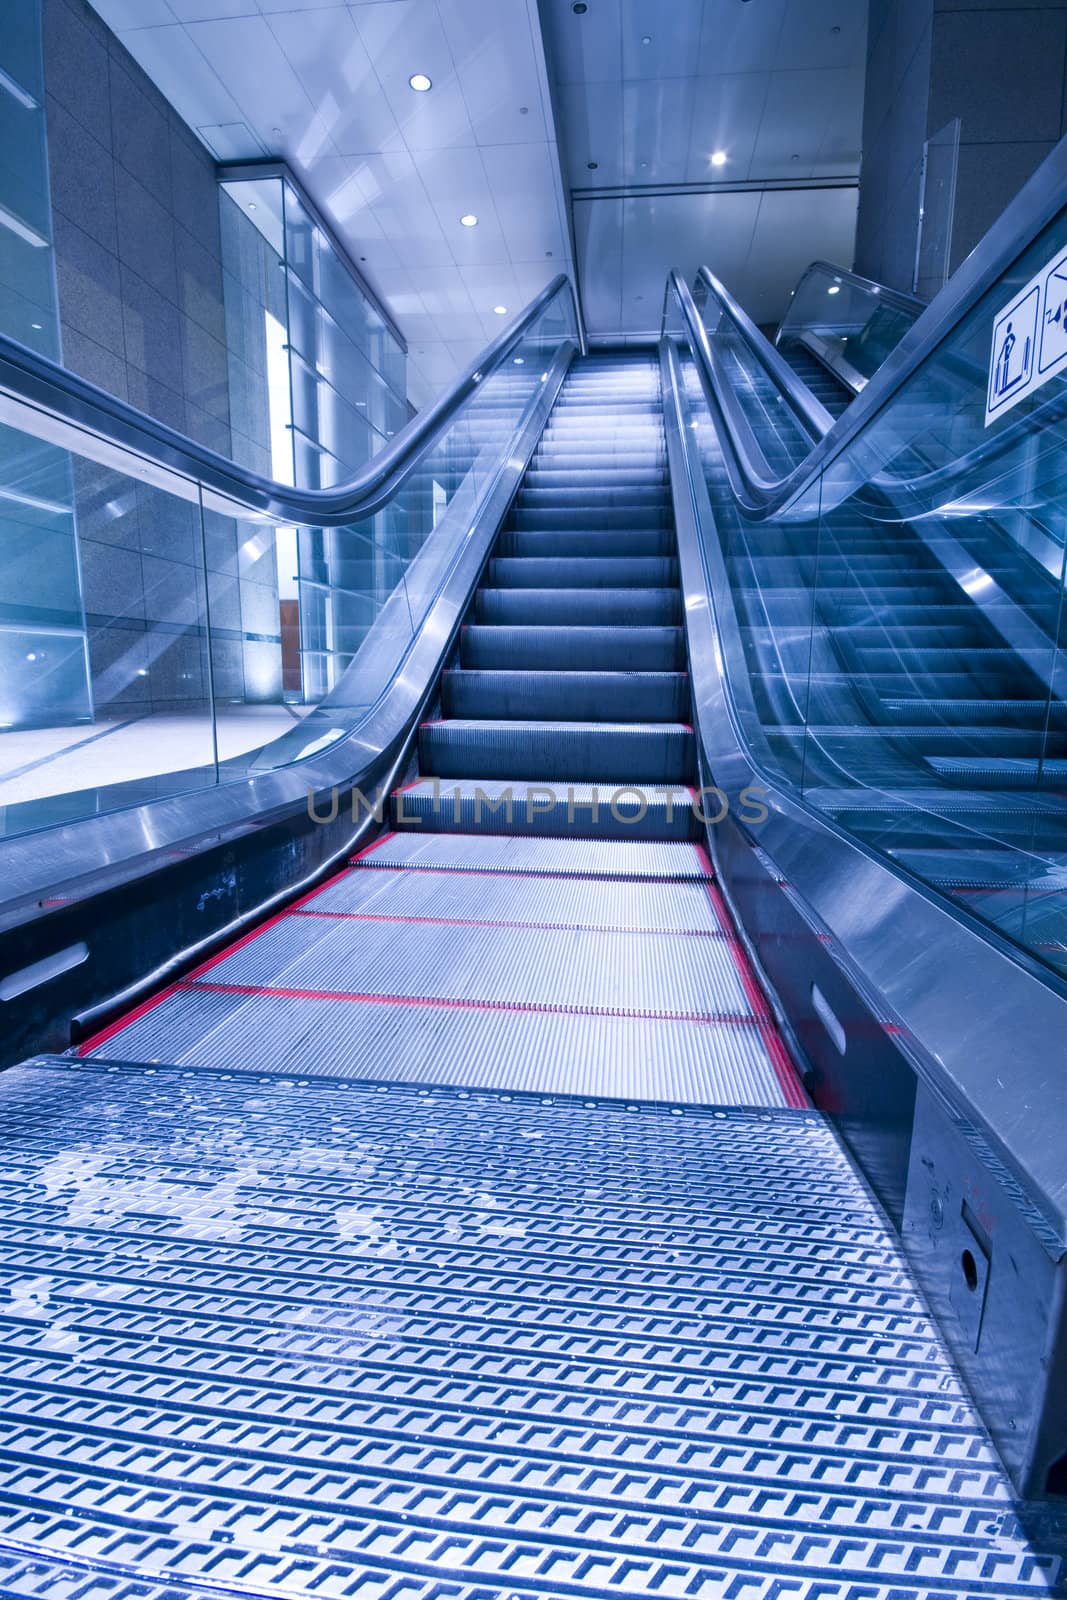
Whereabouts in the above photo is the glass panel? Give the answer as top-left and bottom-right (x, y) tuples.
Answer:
(0, 271), (574, 826)
(777, 263), (924, 389)
(0, 457), (218, 837)
(915, 118), (961, 301)
(669, 203), (1067, 981)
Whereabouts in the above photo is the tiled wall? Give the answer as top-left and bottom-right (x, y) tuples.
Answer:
(855, 0), (1067, 297)
(42, 0), (281, 718)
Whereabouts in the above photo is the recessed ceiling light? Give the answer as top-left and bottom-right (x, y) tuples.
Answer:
(409, 73), (432, 91)
(827, 284), (841, 295)
(460, 213), (478, 227)
(248, 201), (257, 210)
(587, 161), (598, 170)
(641, 34), (652, 44)
(573, 2), (587, 11)
(710, 150), (727, 167)
(513, 356), (525, 364)
(30, 322), (42, 330)
(493, 305), (508, 315)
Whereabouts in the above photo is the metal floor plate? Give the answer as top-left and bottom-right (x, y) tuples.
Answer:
(0, 1058), (1061, 1600)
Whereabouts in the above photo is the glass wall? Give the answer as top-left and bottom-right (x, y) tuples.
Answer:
(0, 0), (90, 733)
(219, 170), (409, 703)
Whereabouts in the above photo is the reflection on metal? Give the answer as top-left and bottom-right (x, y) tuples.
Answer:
(0, 942), (88, 1001)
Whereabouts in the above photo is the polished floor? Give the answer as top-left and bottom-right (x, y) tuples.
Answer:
(0, 705), (310, 807)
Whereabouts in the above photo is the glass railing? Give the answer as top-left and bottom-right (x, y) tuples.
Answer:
(665, 210), (1067, 983)
(775, 261), (926, 391)
(0, 279), (577, 837)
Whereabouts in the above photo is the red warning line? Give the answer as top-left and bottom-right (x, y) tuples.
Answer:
(693, 844), (810, 1110)
(291, 908), (726, 938)
(183, 978), (764, 1027)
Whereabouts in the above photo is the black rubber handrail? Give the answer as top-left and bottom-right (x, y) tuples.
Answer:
(664, 136), (1067, 520)
(0, 274), (582, 526)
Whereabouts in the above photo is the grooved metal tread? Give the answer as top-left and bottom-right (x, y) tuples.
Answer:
(0, 1057), (1062, 1600)
(86, 990), (791, 1102)
(355, 832), (713, 878)
(186, 903), (755, 1017)
(311, 862), (721, 929)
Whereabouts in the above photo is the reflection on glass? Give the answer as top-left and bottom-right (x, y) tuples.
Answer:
(0, 276), (577, 833)
(775, 262), (924, 394)
(667, 219), (1067, 981)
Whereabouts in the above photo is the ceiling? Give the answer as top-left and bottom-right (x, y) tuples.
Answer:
(89, 0), (867, 394)
(539, 0), (866, 335)
(89, 0), (573, 406)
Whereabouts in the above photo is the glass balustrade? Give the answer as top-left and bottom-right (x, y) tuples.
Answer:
(667, 220), (1067, 981)
(0, 279), (576, 837)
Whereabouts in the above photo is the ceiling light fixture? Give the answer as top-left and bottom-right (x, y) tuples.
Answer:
(513, 356), (525, 364)
(827, 284), (841, 294)
(493, 305), (508, 315)
(710, 150), (727, 167)
(641, 34), (651, 44)
(409, 73), (432, 91)
(573, 2), (587, 12)
(587, 160), (598, 170)
(460, 213), (478, 227)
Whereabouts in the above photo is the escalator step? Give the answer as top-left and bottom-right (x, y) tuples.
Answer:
(443, 669), (690, 722)
(418, 718), (695, 782)
(497, 528), (675, 558)
(476, 588), (682, 625)
(393, 778), (702, 839)
(357, 831), (711, 877)
(489, 556), (678, 587)
(460, 624), (687, 671)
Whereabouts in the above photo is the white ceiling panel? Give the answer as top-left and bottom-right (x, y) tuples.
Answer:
(622, 1), (704, 82)
(695, 0), (789, 77)
(548, 0), (623, 83)
(412, 146), (510, 265)
(116, 23), (247, 132)
(622, 78), (698, 185)
(263, 9), (404, 157)
(558, 79), (625, 187)
(749, 68), (846, 180)
(541, 0), (864, 337)
(92, 0), (572, 403)
(165, 0), (252, 19)
(349, 1), (475, 151)
(685, 73), (769, 184)
(441, 0), (552, 146)
(481, 142), (567, 261)
(773, 0), (866, 72)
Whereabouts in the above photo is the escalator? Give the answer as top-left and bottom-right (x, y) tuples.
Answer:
(0, 165), (1066, 1597)
(776, 337), (854, 415)
(772, 259), (927, 414)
